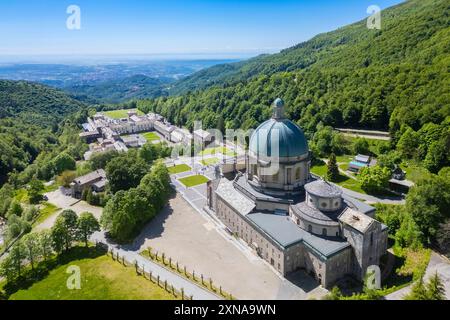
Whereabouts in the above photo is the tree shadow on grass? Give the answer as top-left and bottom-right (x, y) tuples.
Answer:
(382, 253), (412, 289)
(1, 246), (106, 299)
(112, 190), (177, 251)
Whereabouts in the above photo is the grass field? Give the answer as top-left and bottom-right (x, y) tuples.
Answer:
(14, 188), (29, 203)
(8, 247), (176, 300)
(142, 132), (161, 142)
(33, 202), (60, 227)
(336, 155), (353, 171)
(200, 157), (220, 166)
(178, 175), (210, 187)
(103, 109), (144, 119)
(402, 163), (431, 183)
(311, 163), (366, 194)
(168, 164), (192, 175)
(199, 146), (230, 156)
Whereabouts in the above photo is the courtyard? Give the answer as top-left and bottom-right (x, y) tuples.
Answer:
(103, 109), (144, 119)
(130, 193), (327, 300)
(142, 131), (161, 142)
(168, 164), (192, 175)
(178, 175), (210, 188)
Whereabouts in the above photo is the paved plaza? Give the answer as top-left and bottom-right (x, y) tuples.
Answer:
(133, 194), (326, 300)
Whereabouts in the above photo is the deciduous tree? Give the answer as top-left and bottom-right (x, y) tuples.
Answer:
(77, 212), (100, 247)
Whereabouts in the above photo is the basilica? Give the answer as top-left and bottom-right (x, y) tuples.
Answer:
(206, 99), (388, 288)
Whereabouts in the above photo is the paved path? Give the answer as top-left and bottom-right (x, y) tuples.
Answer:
(91, 232), (219, 300)
(38, 189), (219, 300)
(385, 252), (450, 300)
(34, 189), (103, 231)
(341, 187), (405, 205)
(319, 159), (405, 205)
(165, 160), (326, 300)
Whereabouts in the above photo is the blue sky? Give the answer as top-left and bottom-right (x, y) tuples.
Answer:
(0, 0), (403, 58)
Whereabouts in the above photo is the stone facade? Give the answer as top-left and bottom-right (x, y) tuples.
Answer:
(205, 98), (388, 288)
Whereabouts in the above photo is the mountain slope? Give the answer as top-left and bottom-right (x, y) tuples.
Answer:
(65, 74), (174, 104)
(170, 0), (449, 95)
(0, 80), (88, 184)
(0, 80), (86, 126)
(138, 0), (449, 137)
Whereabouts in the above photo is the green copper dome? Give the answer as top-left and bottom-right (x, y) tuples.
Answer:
(249, 99), (309, 158)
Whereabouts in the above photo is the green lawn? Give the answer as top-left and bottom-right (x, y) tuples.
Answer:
(142, 132), (161, 142)
(33, 202), (60, 227)
(42, 183), (58, 194)
(311, 164), (366, 194)
(310, 164), (328, 177)
(8, 247), (176, 300)
(178, 175), (210, 187)
(14, 188), (29, 203)
(199, 146), (230, 156)
(103, 109), (144, 119)
(167, 164), (192, 175)
(402, 163), (431, 183)
(200, 157), (220, 166)
(336, 155), (353, 171)
(225, 150), (238, 157)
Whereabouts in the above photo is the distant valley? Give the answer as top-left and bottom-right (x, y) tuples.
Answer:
(0, 59), (238, 103)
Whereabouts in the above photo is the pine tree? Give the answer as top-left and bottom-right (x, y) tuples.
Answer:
(405, 276), (428, 300)
(426, 272), (445, 300)
(327, 153), (339, 182)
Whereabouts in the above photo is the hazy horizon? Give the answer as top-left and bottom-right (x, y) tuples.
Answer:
(0, 53), (254, 65)
(0, 0), (403, 60)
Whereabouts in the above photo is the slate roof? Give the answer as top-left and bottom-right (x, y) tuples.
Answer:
(291, 202), (341, 226)
(355, 154), (371, 163)
(339, 207), (375, 233)
(342, 195), (375, 216)
(92, 179), (107, 190)
(305, 180), (342, 198)
(233, 174), (300, 204)
(216, 179), (255, 216)
(73, 169), (106, 186)
(246, 213), (350, 258)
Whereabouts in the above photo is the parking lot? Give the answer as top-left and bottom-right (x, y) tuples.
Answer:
(35, 188), (103, 231)
(132, 193), (326, 300)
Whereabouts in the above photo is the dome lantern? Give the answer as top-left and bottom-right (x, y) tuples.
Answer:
(247, 98), (311, 193)
(272, 98), (286, 120)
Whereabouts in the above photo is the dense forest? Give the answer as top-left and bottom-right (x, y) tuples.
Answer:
(0, 80), (90, 184)
(170, 0), (449, 95)
(138, 0), (449, 174)
(65, 74), (173, 104)
(142, 0), (448, 130)
(0, 0), (449, 296)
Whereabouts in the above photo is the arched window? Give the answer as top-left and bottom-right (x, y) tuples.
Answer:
(308, 225), (313, 233)
(322, 228), (327, 236)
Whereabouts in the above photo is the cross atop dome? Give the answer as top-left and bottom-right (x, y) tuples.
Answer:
(272, 98), (285, 120)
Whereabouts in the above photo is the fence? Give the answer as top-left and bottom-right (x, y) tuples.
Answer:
(142, 246), (234, 300)
(98, 242), (193, 300)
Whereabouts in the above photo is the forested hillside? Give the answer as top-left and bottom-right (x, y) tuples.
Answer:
(0, 80), (86, 126)
(65, 75), (173, 104)
(139, 0), (449, 140)
(170, 0), (449, 95)
(0, 80), (89, 184)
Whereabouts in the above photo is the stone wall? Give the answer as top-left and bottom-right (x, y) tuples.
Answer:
(215, 196), (285, 274)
